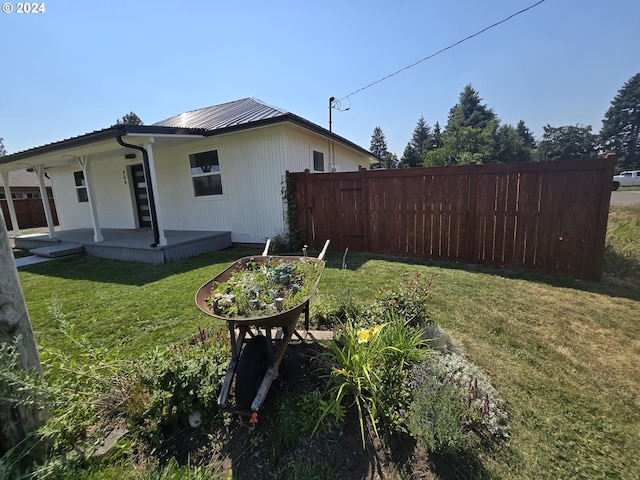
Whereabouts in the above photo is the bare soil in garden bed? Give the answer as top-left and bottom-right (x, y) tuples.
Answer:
(150, 342), (483, 479)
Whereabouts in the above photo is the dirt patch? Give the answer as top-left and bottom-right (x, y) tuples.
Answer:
(149, 342), (483, 479)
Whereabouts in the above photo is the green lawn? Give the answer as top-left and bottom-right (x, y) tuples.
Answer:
(13, 205), (640, 479)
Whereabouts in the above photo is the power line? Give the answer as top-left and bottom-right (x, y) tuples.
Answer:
(339, 0), (546, 102)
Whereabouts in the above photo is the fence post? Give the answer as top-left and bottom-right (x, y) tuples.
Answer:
(360, 167), (370, 252)
(302, 169), (314, 247)
(465, 161), (478, 262)
(591, 153), (617, 280)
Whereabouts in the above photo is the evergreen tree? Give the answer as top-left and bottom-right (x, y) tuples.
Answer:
(495, 123), (532, 163)
(0, 137), (6, 157)
(400, 116), (432, 167)
(369, 126), (388, 160)
(446, 84), (496, 134)
(537, 124), (597, 161)
(381, 152), (399, 169)
(600, 72), (640, 170)
(116, 112), (143, 125)
(428, 85), (499, 165)
(431, 122), (443, 150)
(516, 120), (536, 149)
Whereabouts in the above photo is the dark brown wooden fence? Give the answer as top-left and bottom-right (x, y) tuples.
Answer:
(288, 156), (616, 281)
(1, 199), (58, 229)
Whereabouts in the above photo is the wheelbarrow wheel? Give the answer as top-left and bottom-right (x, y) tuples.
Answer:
(235, 335), (269, 410)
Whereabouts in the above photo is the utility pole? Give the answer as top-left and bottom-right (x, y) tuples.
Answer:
(0, 218), (44, 455)
(329, 97), (335, 132)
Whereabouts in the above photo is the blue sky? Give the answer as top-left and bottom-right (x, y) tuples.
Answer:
(1, 0), (638, 157)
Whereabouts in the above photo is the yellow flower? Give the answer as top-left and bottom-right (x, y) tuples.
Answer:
(371, 324), (383, 336)
(357, 329), (371, 343)
(333, 368), (348, 376)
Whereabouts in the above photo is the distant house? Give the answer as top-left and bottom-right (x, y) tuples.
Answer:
(0, 169), (52, 200)
(0, 98), (374, 261)
(0, 170), (58, 229)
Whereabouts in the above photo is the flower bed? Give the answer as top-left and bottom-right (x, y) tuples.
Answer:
(204, 258), (323, 319)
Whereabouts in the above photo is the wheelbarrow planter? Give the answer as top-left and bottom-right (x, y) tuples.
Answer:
(195, 240), (329, 414)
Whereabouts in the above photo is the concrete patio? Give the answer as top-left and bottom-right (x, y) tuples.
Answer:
(14, 228), (232, 264)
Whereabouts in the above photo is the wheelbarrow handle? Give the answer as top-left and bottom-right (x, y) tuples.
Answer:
(318, 240), (330, 260)
(261, 239), (271, 256)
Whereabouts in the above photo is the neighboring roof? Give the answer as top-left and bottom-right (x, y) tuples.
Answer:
(0, 169), (51, 188)
(0, 97), (374, 166)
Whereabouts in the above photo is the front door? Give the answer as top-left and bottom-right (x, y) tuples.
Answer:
(131, 164), (151, 228)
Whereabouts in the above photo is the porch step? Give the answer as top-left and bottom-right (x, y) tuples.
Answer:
(29, 242), (84, 258)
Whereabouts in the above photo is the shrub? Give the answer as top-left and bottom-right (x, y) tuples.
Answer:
(0, 306), (134, 478)
(133, 329), (229, 436)
(426, 352), (509, 440)
(406, 352), (509, 454)
(406, 361), (475, 453)
(366, 272), (435, 327)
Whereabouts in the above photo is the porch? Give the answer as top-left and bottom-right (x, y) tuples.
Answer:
(14, 228), (232, 264)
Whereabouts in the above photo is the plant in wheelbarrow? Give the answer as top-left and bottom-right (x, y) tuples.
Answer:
(205, 258), (323, 319)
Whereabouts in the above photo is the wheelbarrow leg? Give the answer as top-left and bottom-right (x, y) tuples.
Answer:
(293, 301), (310, 341)
(218, 322), (248, 409)
(250, 324), (297, 412)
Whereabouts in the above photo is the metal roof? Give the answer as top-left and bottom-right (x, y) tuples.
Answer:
(152, 97), (288, 130)
(1, 98), (374, 166)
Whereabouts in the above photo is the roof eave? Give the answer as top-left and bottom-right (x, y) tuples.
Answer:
(0, 125), (209, 167)
(1, 114), (376, 167)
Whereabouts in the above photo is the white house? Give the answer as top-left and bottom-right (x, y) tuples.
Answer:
(0, 98), (375, 262)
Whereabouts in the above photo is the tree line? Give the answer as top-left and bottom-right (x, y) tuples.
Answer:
(370, 73), (640, 172)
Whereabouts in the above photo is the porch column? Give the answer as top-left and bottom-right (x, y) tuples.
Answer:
(145, 139), (167, 246)
(35, 166), (56, 238)
(76, 155), (104, 242)
(0, 172), (21, 237)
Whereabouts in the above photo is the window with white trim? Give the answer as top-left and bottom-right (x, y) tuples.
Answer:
(313, 150), (325, 172)
(74, 171), (88, 202)
(189, 149), (223, 197)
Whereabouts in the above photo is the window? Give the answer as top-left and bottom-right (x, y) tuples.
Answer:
(74, 171), (88, 202)
(190, 149), (223, 197)
(26, 192), (41, 199)
(313, 150), (324, 172)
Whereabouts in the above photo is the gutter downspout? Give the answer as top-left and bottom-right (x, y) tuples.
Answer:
(116, 135), (160, 247)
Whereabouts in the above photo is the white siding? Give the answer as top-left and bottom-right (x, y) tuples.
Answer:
(49, 166), (92, 230)
(49, 158), (139, 230)
(92, 157), (138, 228)
(282, 124), (365, 173)
(152, 125), (287, 243)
